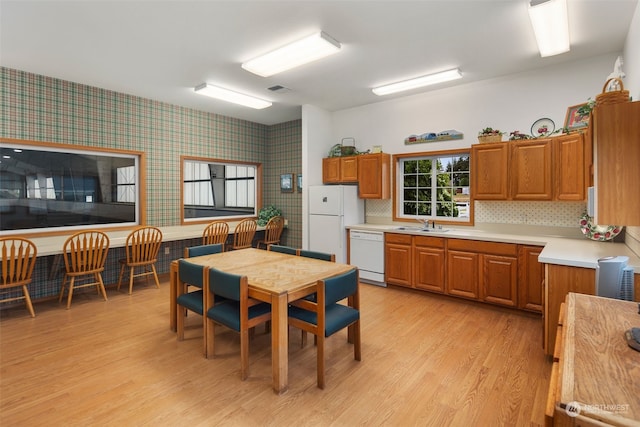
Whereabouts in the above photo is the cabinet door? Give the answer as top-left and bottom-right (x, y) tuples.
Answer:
(414, 246), (445, 293)
(594, 101), (640, 225)
(357, 153), (390, 199)
(544, 264), (595, 355)
(322, 158), (341, 183)
(385, 234), (412, 287)
(471, 143), (509, 200)
(481, 254), (518, 307)
(518, 245), (544, 312)
(340, 157), (358, 182)
(385, 243), (412, 287)
(554, 133), (586, 201)
(446, 250), (479, 299)
(511, 140), (552, 200)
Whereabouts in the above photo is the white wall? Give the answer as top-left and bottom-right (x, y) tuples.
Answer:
(623, 0), (640, 100)
(301, 104), (333, 248)
(329, 53), (619, 155)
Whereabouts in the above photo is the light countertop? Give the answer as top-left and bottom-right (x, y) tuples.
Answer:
(13, 221), (273, 257)
(346, 223), (640, 271)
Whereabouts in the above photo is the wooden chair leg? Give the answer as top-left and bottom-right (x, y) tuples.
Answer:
(22, 285), (35, 318)
(97, 273), (108, 301)
(66, 277), (75, 309)
(206, 319), (215, 359)
(176, 306), (185, 341)
(317, 334), (325, 389)
(240, 329), (249, 380)
(116, 263), (126, 291)
(202, 308), (208, 357)
(128, 266), (135, 295)
(151, 264), (160, 289)
(58, 275), (68, 303)
(353, 321), (361, 361)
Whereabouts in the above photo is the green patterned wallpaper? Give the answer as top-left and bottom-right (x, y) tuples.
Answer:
(0, 67), (301, 245)
(266, 120), (302, 247)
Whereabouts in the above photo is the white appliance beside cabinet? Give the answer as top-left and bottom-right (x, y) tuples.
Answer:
(349, 229), (385, 286)
(308, 185), (364, 264)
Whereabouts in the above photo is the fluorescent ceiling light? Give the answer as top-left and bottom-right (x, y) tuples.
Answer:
(372, 69), (463, 96)
(242, 31), (341, 77)
(194, 83), (272, 109)
(528, 0), (570, 57)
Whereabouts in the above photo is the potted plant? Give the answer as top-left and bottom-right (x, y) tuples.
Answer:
(257, 204), (282, 226)
(509, 130), (532, 141)
(478, 127), (504, 143)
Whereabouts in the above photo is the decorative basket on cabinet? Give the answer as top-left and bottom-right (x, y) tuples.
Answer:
(596, 78), (630, 106)
(477, 128), (503, 143)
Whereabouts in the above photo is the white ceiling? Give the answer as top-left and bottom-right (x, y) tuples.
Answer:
(1, 0), (637, 125)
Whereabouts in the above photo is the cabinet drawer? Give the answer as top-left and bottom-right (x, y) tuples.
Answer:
(385, 233), (412, 245)
(447, 239), (517, 256)
(413, 235), (445, 248)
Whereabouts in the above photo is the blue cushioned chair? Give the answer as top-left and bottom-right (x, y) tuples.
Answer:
(298, 249), (335, 262)
(267, 244), (298, 255)
(288, 268), (361, 389)
(176, 259), (208, 355)
(204, 267), (271, 380)
(183, 243), (223, 258)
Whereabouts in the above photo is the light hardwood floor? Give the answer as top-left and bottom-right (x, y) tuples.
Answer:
(0, 277), (551, 426)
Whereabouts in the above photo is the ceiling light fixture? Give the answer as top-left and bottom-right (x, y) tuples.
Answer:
(194, 83), (272, 109)
(241, 31), (341, 77)
(372, 68), (463, 96)
(528, 0), (570, 57)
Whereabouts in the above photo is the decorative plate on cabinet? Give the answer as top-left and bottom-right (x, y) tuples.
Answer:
(531, 118), (555, 137)
(579, 212), (623, 241)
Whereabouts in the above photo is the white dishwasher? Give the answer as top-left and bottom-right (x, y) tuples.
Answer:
(349, 230), (385, 286)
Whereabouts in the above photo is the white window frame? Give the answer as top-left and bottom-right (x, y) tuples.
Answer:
(181, 156), (260, 224)
(394, 149), (472, 225)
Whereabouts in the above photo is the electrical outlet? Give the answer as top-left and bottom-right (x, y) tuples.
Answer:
(164, 247), (170, 255)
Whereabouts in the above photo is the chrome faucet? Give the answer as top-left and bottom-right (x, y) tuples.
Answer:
(417, 218), (430, 229)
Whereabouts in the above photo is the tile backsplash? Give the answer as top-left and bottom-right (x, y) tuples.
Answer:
(366, 199), (587, 228)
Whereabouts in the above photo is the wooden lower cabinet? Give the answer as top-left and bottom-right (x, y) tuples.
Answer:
(413, 236), (445, 293)
(480, 254), (518, 307)
(384, 234), (549, 314)
(446, 250), (479, 299)
(543, 264), (595, 356)
(384, 233), (412, 287)
(518, 245), (544, 312)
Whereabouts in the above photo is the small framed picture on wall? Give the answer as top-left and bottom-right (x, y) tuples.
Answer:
(564, 103), (590, 131)
(297, 174), (302, 193)
(280, 173), (293, 193)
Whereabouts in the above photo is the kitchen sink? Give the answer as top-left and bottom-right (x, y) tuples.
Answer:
(393, 226), (449, 233)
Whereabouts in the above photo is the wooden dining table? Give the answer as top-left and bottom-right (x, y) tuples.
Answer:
(169, 248), (356, 394)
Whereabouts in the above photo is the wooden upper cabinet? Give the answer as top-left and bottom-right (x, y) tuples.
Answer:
(593, 101), (640, 225)
(471, 132), (589, 202)
(340, 156), (358, 182)
(357, 153), (390, 199)
(471, 142), (509, 200)
(555, 132), (587, 201)
(322, 157), (358, 184)
(510, 139), (552, 200)
(322, 157), (341, 183)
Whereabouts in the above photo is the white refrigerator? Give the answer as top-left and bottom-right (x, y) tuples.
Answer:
(308, 185), (364, 264)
